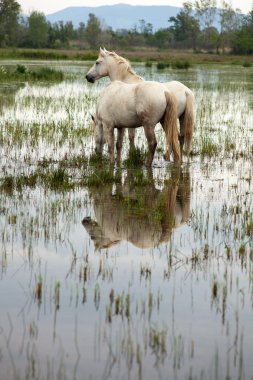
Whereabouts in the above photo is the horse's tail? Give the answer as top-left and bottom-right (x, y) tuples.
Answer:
(163, 91), (181, 164)
(181, 90), (195, 155)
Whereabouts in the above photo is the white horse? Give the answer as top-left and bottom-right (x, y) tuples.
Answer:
(92, 80), (181, 166)
(86, 47), (195, 154)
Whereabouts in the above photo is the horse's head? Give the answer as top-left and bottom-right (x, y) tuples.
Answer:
(86, 48), (111, 83)
(91, 113), (104, 155)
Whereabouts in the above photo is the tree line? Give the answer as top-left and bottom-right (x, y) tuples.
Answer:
(0, 0), (253, 54)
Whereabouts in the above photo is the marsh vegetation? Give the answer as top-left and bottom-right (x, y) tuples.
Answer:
(0, 60), (252, 380)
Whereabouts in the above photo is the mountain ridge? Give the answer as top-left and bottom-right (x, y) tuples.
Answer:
(46, 3), (181, 31)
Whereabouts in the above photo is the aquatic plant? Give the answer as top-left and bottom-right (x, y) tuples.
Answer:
(0, 65), (64, 82)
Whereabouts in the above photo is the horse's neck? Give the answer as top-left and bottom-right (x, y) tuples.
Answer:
(122, 71), (144, 84)
(110, 66), (143, 83)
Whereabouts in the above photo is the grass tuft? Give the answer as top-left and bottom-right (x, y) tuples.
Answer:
(124, 148), (146, 168)
(0, 65), (64, 82)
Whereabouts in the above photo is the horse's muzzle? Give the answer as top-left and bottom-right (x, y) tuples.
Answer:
(86, 74), (95, 83)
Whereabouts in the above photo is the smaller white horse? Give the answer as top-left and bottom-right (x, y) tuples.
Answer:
(86, 48), (195, 155)
(92, 80), (181, 166)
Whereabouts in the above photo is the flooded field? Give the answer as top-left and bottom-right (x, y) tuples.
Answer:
(0, 61), (253, 380)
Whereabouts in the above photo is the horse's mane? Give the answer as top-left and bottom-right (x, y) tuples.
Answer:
(104, 50), (143, 80)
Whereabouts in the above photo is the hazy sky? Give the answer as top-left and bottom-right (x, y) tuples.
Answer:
(18, 0), (252, 15)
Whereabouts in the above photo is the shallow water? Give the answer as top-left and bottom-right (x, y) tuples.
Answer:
(0, 61), (253, 380)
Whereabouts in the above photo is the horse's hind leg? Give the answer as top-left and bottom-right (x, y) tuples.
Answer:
(179, 114), (185, 155)
(161, 122), (171, 161)
(128, 128), (135, 151)
(116, 128), (124, 163)
(143, 125), (157, 166)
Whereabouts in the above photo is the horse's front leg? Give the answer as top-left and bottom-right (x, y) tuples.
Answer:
(143, 125), (157, 166)
(128, 128), (135, 151)
(104, 125), (115, 163)
(116, 128), (124, 163)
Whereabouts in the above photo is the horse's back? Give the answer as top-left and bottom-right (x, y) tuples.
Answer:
(134, 81), (169, 122)
(163, 81), (194, 116)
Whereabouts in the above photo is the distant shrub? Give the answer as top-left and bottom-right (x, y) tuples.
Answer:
(20, 50), (68, 60)
(157, 61), (170, 70)
(16, 64), (27, 74)
(171, 60), (190, 69)
(145, 61), (152, 68)
(30, 67), (64, 81)
(0, 65), (64, 82)
(0, 66), (7, 78)
(242, 61), (252, 68)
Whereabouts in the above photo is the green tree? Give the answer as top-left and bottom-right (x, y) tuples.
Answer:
(150, 28), (173, 48)
(138, 19), (153, 35)
(200, 26), (220, 51)
(15, 15), (27, 47)
(194, 0), (217, 48)
(48, 22), (58, 48)
(85, 13), (101, 47)
(27, 11), (48, 48)
(169, 2), (200, 49)
(47, 21), (77, 48)
(77, 22), (86, 40)
(0, 0), (20, 46)
(219, 1), (241, 52)
(195, 0), (217, 30)
(232, 9), (253, 54)
(58, 20), (75, 45)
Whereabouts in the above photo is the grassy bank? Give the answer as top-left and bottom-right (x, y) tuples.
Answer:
(0, 47), (253, 65)
(0, 64), (64, 82)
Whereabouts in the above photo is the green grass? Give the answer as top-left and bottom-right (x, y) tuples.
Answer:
(123, 148), (146, 168)
(0, 64), (64, 82)
(145, 61), (153, 67)
(171, 60), (190, 69)
(1, 48), (253, 66)
(157, 61), (170, 70)
(0, 48), (98, 61)
(200, 136), (220, 157)
(30, 67), (64, 81)
(156, 60), (190, 70)
(242, 61), (252, 68)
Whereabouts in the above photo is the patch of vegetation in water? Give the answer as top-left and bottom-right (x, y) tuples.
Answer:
(0, 167), (77, 193)
(156, 60), (191, 70)
(242, 61), (252, 68)
(3, 159), (121, 191)
(84, 160), (122, 187)
(157, 61), (170, 70)
(0, 64), (64, 82)
(200, 136), (220, 157)
(145, 61), (153, 68)
(171, 60), (191, 69)
(123, 147), (147, 168)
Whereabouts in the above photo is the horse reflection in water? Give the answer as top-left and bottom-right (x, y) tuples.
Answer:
(82, 167), (190, 250)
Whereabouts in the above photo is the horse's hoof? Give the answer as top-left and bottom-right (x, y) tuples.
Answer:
(163, 153), (170, 161)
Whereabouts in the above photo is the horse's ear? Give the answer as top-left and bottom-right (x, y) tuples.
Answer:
(99, 47), (106, 57)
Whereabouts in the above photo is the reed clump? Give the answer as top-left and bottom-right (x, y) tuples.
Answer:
(0, 64), (64, 82)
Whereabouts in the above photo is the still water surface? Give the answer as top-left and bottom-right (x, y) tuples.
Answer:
(0, 61), (253, 380)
